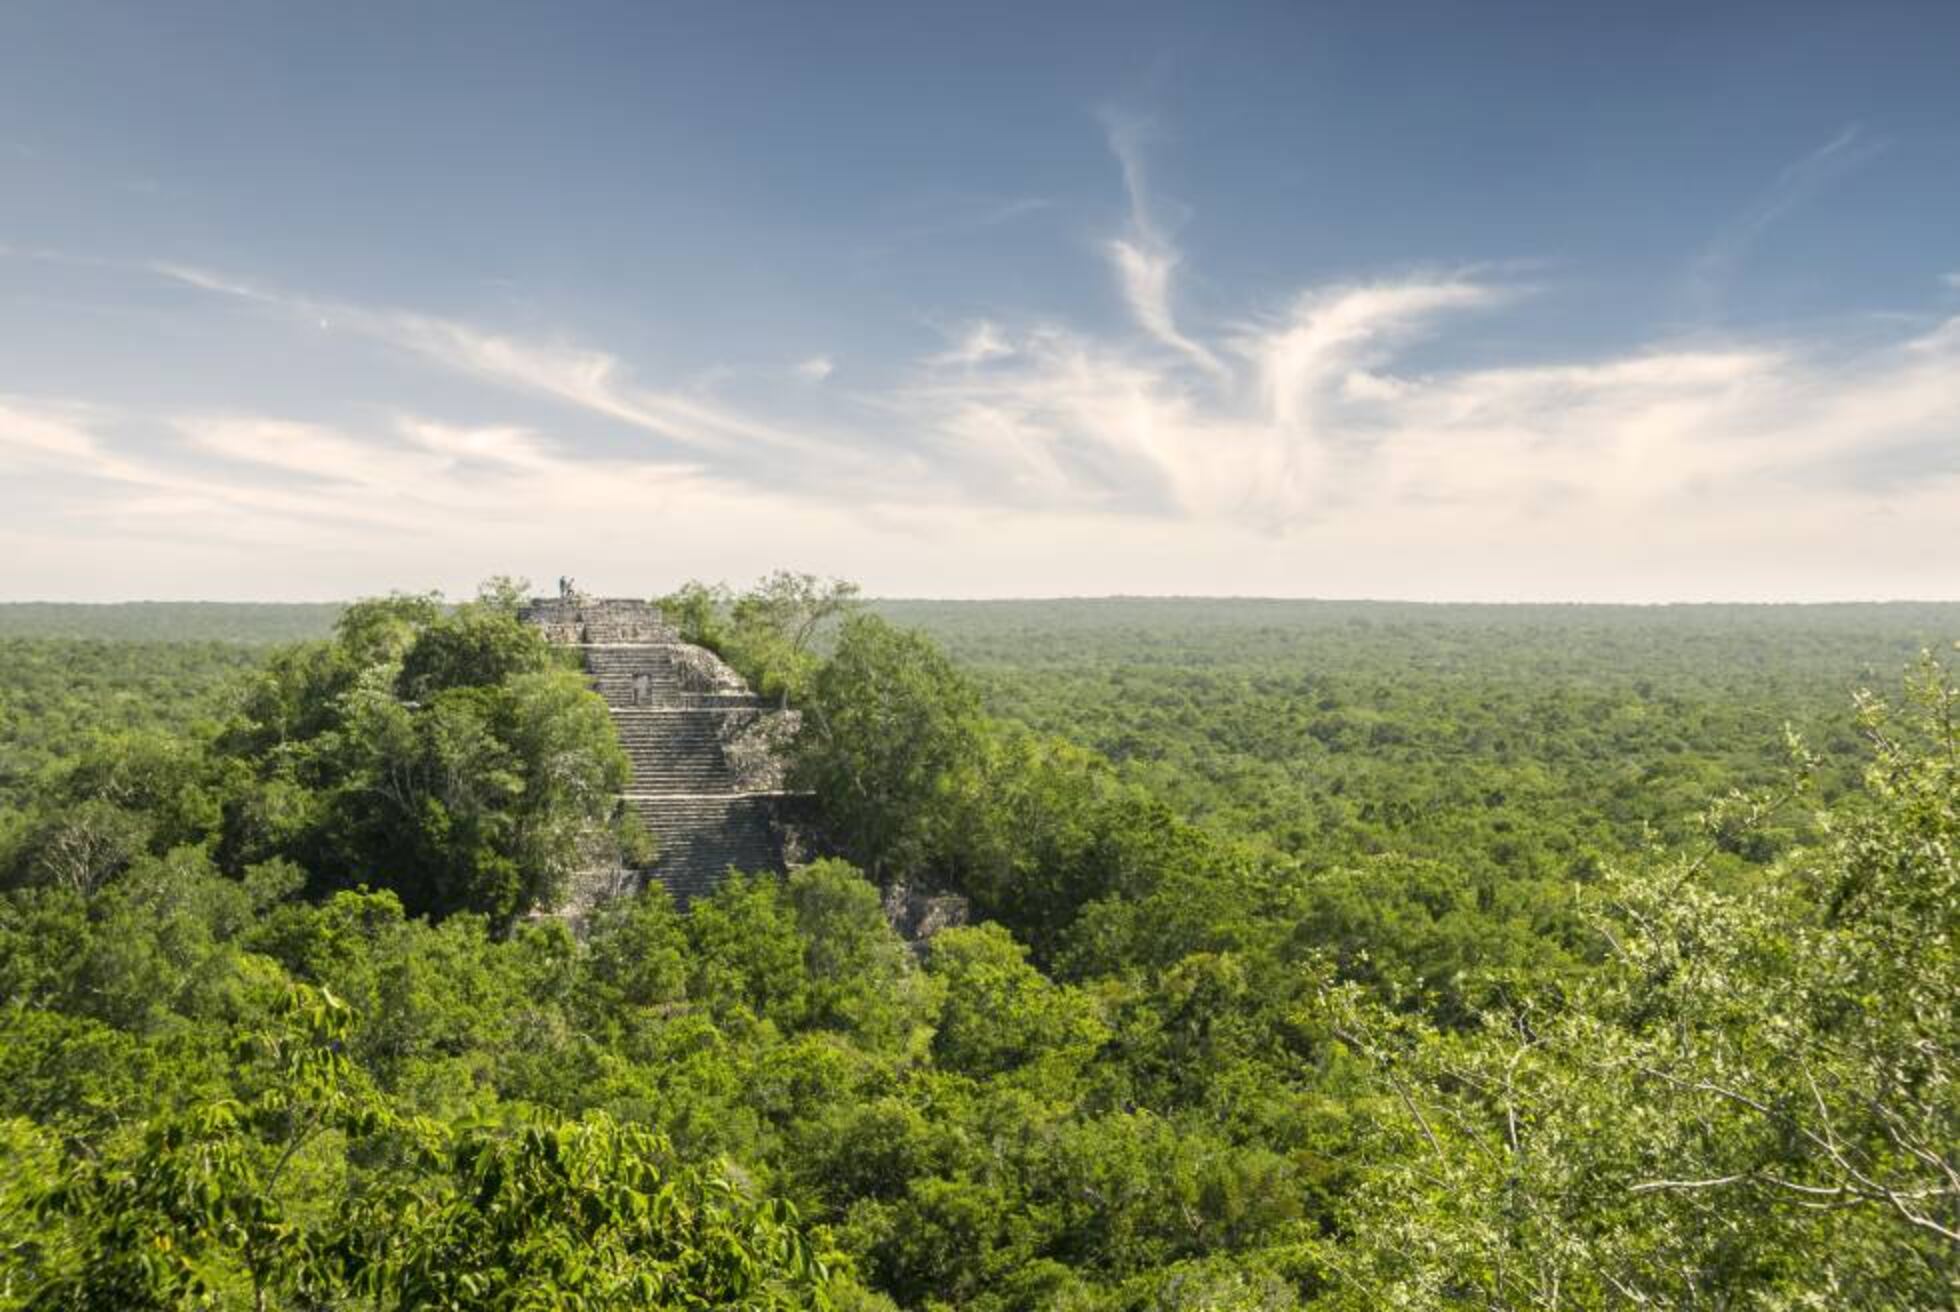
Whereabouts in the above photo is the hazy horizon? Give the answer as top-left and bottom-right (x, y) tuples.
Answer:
(5, 2), (1958, 601)
(4, 591), (1958, 609)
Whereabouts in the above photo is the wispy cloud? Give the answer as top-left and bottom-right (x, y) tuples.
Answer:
(150, 261), (267, 300)
(1102, 113), (1228, 379)
(11, 400), (747, 541)
(45, 242), (1960, 548)
(8, 138), (1959, 600)
(927, 321), (1015, 368)
(0, 396), (115, 470)
(1, 398), (427, 535)
(898, 260), (1960, 545)
(148, 262), (844, 467)
(9, 262), (1959, 597)
(1688, 124), (1887, 316)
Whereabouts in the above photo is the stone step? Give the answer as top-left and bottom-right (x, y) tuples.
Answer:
(622, 793), (786, 903)
(619, 739), (729, 758)
(612, 716), (728, 739)
(587, 654), (687, 705)
(606, 694), (765, 711)
(609, 709), (732, 731)
(610, 715), (752, 740)
(583, 650), (766, 711)
(629, 775), (737, 793)
(612, 730), (730, 750)
(615, 736), (732, 760)
(615, 731), (736, 779)
(583, 647), (684, 667)
(523, 595), (798, 909)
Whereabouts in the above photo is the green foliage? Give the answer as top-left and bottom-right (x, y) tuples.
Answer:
(19, 980), (370, 1310)
(346, 1117), (841, 1310)
(216, 592), (631, 924)
(662, 572), (861, 705)
(0, 583), (633, 928)
(1309, 656), (1959, 1307)
(394, 598), (551, 701)
(1290, 853), (1575, 1029)
(787, 860), (935, 1051)
(2, 595), (1955, 1309)
(884, 598), (1947, 883)
(685, 871), (812, 1029)
(0, 638), (258, 810)
(926, 924), (1105, 1081)
(795, 614), (982, 880)
(582, 884), (690, 1012)
(10, 980), (848, 1310)
(0, 603), (343, 644)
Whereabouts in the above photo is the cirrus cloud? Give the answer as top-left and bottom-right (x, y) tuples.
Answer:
(4, 118), (1958, 601)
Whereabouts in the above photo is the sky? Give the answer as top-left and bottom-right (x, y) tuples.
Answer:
(2, 1), (1958, 602)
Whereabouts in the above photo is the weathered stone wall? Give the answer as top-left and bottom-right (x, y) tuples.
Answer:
(668, 643), (754, 696)
(520, 596), (678, 646)
(717, 707), (800, 792)
(881, 882), (971, 946)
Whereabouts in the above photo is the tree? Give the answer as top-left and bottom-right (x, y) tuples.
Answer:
(657, 580), (734, 650)
(686, 871), (811, 1028)
(15, 981), (853, 1310)
(787, 859), (935, 1050)
(926, 924), (1106, 1081)
(347, 1117), (844, 1310)
(582, 883), (690, 1013)
(661, 572), (861, 706)
(471, 574), (531, 616)
(394, 600), (551, 702)
(218, 584), (632, 924)
(1311, 657), (1960, 1307)
(794, 615), (981, 881)
(15, 798), (149, 896)
(728, 571), (861, 705)
(18, 980), (371, 1311)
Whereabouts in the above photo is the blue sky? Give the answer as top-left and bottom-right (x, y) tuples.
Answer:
(3, 0), (1957, 600)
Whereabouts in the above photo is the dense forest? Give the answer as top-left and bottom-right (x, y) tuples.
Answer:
(0, 603), (346, 645)
(0, 587), (1954, 1308)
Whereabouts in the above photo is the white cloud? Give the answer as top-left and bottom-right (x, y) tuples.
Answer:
(927, 321), (1014, 368)
(0, 400), (909, 598)
(150, 261), (270, 301)
(0, 396), (104, 467)
(148, 263), (836, 464)
(897, 264), (1960, 567)
(113, 252), (1960, 598)
(794, 355), (835, 382)
(1245, 279), (1501, 430)
(1102, 114), (1227, 379)
(11, 184), (1960, 599)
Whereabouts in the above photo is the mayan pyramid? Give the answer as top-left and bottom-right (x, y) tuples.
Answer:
(520, 594), (803, 909)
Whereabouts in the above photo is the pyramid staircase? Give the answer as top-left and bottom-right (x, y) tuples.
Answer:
(520, 595), (801, 907)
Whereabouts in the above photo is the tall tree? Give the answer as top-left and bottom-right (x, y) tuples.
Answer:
(662, 571), (861, 705)
(218, 586), (631, 924)
(793, 614), (981, 881)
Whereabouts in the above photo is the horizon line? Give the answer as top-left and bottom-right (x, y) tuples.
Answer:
(4, 595), (1959, 610)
